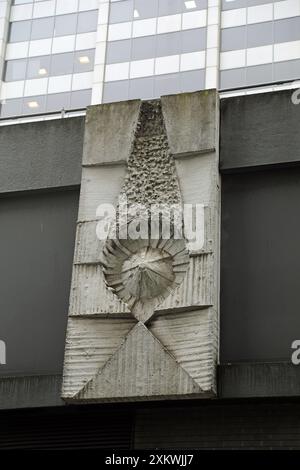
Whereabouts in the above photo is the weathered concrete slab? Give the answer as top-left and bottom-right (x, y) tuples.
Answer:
(76, 323), (204, 402)
(156, 254), (214, 312)
(220, 89), (300, 171)
(78, 165), (127, 221)
(162, 90), (218, 156)
(219, 363), (300, 398)
(0, 117), (84, 194)
(63, 317), (135, 398)
(83, 100), (140, 166)
(149, 308), (217, 393)
(74, 221), (104, 265)
(63, 91), (220, 403)
(0, 375), (63, 410)
(69, 264), (130, 316)
(175, 152), (219, 205)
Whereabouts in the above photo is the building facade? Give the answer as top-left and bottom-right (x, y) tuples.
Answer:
(0, 0), (298, 120)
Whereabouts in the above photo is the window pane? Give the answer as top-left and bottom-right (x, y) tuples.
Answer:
(22, 95), (46, 115)
(0, 98), (23, 118)
(134, 0), (159, 20)
(77, 10), (98, 34)
(4, 59), (27, 81)
(50, 52), (74, 76)
(27, 55), (51, 79)
(31, 17), (55, 40)
(54, 13), (77, 37)
(9, 21), (31, 43)
(110, 1), (134, 24)
(73, 49), (95, 73)
(46, 92), (71, 112)
(70, 89), (91, 109)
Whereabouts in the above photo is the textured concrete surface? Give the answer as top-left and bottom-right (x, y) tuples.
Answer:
(150, 309), (216, 392)
(83, 101), (140, 166)
(220, 89), (300, 171)
(69, 264), (130, 316)
(162, 90), (217, 156)
(219, 363), (300, 398)
(63, 91), (220, 402)
(78, 165), (127, 221)
(63, 317), (135, 398)
(76, 323), (205, 402)
(134, 400), (300, 449)
(0, 117), (84, 193)
(2, 362), (300, 409)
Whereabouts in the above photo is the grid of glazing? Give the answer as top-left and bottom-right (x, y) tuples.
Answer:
(220, 0), (300, 90)
(1, 0), (99, 117)
(102, 0), (210, 103)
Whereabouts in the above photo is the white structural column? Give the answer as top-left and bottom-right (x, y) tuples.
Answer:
(0, 0), (11, 105)
(91, 0), (110, 105)
(205, 0), (221, 89)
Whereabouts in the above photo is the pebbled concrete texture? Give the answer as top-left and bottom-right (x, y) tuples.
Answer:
(0, 117), (84, 193)
(220, 89), (300, 171)
(161, 90), (218, 156)
(83, 100), (141, 166)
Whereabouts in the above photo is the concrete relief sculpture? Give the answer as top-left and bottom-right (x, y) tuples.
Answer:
(62, 90), (220, 402)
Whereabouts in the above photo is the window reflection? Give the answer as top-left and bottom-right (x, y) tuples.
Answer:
(4, 49), (95, 82)
(9, 20), (31, 43)
(8, 10), (98, 43)
(5, 59), (27, 81)
(27, 56), (51, 79)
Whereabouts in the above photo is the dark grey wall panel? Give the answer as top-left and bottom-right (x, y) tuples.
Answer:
(0, 189), (79, 376)
(219, 363), (300, 398)
(0, 117), (84, 194)
(0, 375), (63, 409)
(135, 401), (300, 449)
(221, 167), (300, 362)
(220, 90), (300, 170)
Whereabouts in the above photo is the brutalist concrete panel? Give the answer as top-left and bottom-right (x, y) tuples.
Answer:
(161, 90), (217, 156)
(63, 91), (220, 402)
(83, 100), (140, 166)
(78, 165), (127, 221)
(0, 375), (64, 410)
(220, 89), (300, 170)
(0, 117), (84, 193)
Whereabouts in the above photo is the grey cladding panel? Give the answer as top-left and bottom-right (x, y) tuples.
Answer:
(221, 168), (300, 362)
(0, 117), (84, 193)
(0, 189), (79, 376)
(220, 90), (300, 170)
